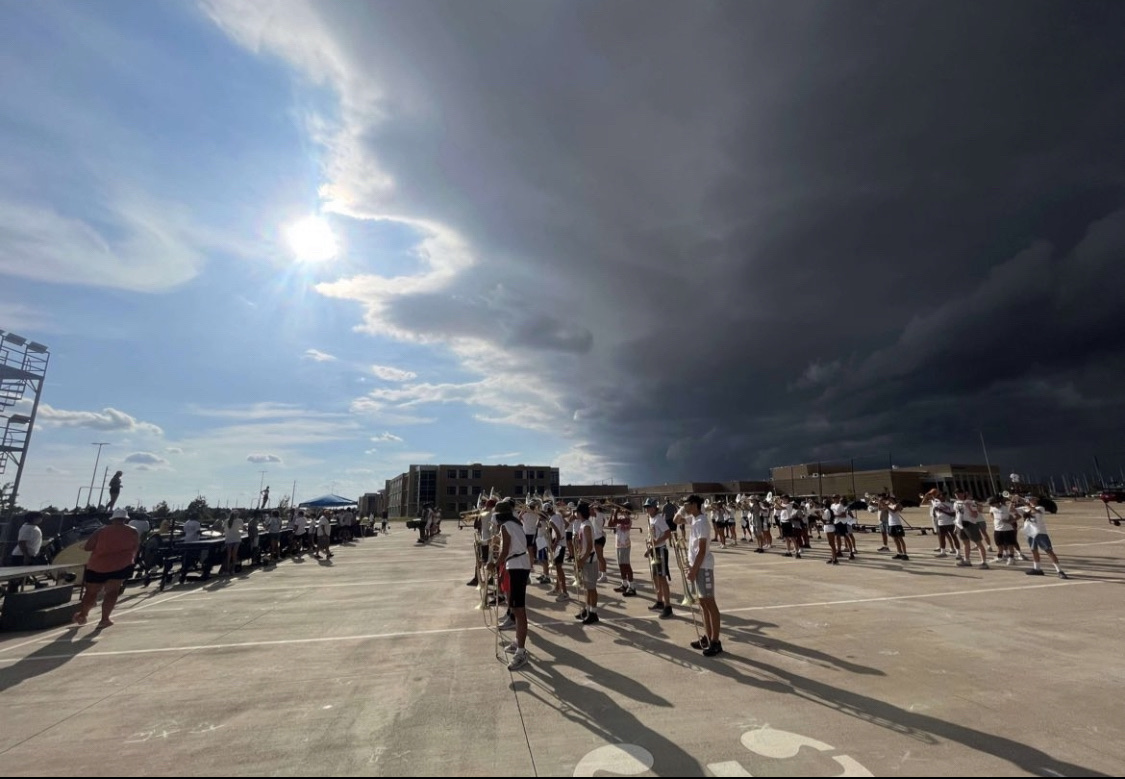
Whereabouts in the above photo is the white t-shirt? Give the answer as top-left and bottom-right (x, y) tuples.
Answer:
(991, 506), (1013, 532)
(14, 523), (43, 557)
(266, 514), (282, 533)
(182, 518), (201, 542)
(294, 514), (308, 536)
(549, 513), (566, 542)
(688, 513), (714, 570)
(953, 499), (979, 529)
(830, 502), (848, 522)
(535, 523), (549, 551)
(502, 519), (531, 570)
(128, 518), (151, 536)
(615, 516), (632, 548)
(887, 507), (904, 527)
(520, 510), (539, 537)
(933, 500), (956, 527)
(1021, 507), (1048, 538)
(779, 503), (795, 523)
(316, 515), (331, 537)
(592, 511), (607, 540)
(224, 516), (245, 544)
(649, 514), (670, 548)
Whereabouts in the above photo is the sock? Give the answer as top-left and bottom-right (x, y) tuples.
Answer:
(1053, 563), (1061, 573)
(589, 606), (597, 614)
(1032, 561), (1040, 570)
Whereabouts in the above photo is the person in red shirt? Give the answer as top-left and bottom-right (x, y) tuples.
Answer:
(73, 508), (140, 628)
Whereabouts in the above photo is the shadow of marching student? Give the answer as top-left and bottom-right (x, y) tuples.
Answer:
(720, 613), (886, 677)
(0, 627), (99, 695)
(513, 631), (705, 777)
(720, 652), (1110, 777)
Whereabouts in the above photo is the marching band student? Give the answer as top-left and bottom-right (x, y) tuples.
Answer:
(609, 506), (637, 597)
(754, 498), (772, 551)
(779, 497), (801, 559)
(954, 490), (989, 569)
(265, 509), (283, 564)
(535, 515), (552, 585)
(842, 501), (858, 558)
(928, 492), (959, 559)
(793, 499), (809, 551)
(575, 503), (601, 624)
(989, 496), (1018, 564)
(874, 496), (891, 552)
(740, 500), (752, 543)
(886, 496), (909, 560)
(520, 500), (540, 566)
(826, 495), (846, 564)
(1019, 497), (1068, 579)
(466, 498), (497, 587)
(548, 502), (570, 601)
(679, 495), (722, 656)
(643, 498), (674, 619)
(494, 502), (532, 670)
(592, 503), (609, 583)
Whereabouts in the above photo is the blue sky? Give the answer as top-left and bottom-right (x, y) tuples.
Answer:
(1, 1), (590, 510)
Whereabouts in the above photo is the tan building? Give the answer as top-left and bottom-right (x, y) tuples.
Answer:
(358, 491), (385, 518)
(384, 463), (559, 519)
(768, 462), (1001, 501)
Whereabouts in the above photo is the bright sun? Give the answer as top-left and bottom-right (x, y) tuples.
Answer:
(284, 215), (338, 263)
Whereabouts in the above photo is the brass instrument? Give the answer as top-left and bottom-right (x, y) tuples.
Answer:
(669, 514), (703, 642)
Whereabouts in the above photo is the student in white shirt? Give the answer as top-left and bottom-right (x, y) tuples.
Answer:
(222, 511), (244, 575)
(954, 490), (990, 569)
(574, 503), (600, 625)
(7, 513), (45, 593)
(265, 510), (283, 563)
(886, 497), (909, 560)
(643, 498), (673, 618)
(182, 516), (202, 543)
(291, 510), (309, 558)
(827, 496), (847, 564)
(609, 506), (636, 597)
(494, 503), (532, 670)
(927, 492), (958, 558)
(314, 511), (334, 559)
(989, 498), (1018, 564)
(678, 495), (722, 656)
(592, 505), (609, 583)
(778, 497), (801, 559)
(547, 504), (569, 601)
(1020, 497), (1067, 579)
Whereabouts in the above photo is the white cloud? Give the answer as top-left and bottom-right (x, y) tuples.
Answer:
(165, 446), (183, 454)
(246, 453), (284, 464)
(370, 432), (403, 442)
(190, 402), (316, 421)
(486, 451), (521, 460)
(370, 364), (417, 382)
(303, 348), (338, 362)
(44, 465), (69, 475)
(124, 451), (170, 467)
(35, 404), (163, 436)
(0, 198), (206, 293)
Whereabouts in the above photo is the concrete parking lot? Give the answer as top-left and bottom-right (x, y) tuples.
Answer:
(1, 502), (1123, 777)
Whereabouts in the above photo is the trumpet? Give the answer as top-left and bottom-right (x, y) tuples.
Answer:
(669, 526), (703, 643)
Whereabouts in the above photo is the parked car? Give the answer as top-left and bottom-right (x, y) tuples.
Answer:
(1100, 490), (1125, 503)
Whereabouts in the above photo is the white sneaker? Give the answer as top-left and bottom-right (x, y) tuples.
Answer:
(597, 573), (608, 583)
(498, 617), (516, 631)
(503, 641), (518, 653)
(507, 650), (529, 671)
(555, 592), (570, 602)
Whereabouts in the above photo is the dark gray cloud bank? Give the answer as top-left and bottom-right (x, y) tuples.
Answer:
(292, 2), (1125, 482)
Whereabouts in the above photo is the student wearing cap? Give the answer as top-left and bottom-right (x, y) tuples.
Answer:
(643, 498), (673, 618)
(547, 502), (569, 601)
(73, 508), (140, 628)
(574, 502), (600, 625)
(679, 495), (722, 656)
(7, 512), (46, 593)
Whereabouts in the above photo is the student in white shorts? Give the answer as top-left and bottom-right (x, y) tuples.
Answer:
(609, 506), (637, 597)
(1019, 497), (1068, 579)
(989, 497), (1018, 564)
(643, 498), (674, 618)
(547, 503), (569, 601)
(886, 496), (909, 560)
(494, 503), (532, 670)
(574, 503), (600, 624)
(678, 494), (721, 656)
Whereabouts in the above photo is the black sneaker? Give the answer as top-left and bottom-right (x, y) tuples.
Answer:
(1026, 569), (1045, 576)
(466, 578), (479, 587)
(622, 589), (637, 597)
(1058, 571), (1069, 580)
(659, 607), (674, 619)
(702, 641), (723, 657)
(826, 558), (838, 565)
(575, 609), (588, 620)
(690, 636), (710, 650)
(849, 552), (856, 560)
(754, 548), (764, 553)
(581, 612), (600, 625)
(901, 555), (909, 561)
(783, 552), (792, 557)
(795, 552), (802, 559)
(648, 602), (665, 611)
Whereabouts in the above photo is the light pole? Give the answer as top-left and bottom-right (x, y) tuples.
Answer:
(88, 443), (110, 508)
(258, 470), (268, 508)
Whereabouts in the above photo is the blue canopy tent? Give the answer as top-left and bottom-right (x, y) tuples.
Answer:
(298, 494), (357, 509)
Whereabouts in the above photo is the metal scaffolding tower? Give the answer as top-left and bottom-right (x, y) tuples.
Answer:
(0, 329), (50, 525)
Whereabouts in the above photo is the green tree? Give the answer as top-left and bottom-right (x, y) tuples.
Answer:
(152, 500), (171, 518)
(185, 495), (212, 523)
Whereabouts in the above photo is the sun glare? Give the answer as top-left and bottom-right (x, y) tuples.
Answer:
(284, 215), (338, 263)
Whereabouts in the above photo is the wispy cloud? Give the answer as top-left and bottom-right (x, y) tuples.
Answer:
(370, 364), (417, 382)
(246, 453), (284, 464)
(486, 451), (521, 460)
(371, 432), (403, 442)
(44, 465), (69, 475)
(35, 404), (163, 436)
(165, 446), (183, 454)
(303, 348), (338, 362)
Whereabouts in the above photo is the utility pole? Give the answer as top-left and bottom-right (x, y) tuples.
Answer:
(88, 443), (110, 508)
(97, 466), (109, 507)
(978, 432), (999, 496)
(258, 470), (268, 508)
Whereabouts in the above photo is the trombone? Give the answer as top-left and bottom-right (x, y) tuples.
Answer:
(669, 515), (703, 643)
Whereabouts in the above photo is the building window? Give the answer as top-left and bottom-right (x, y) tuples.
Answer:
(472, 469), (481, 479)
(459, 502), (469, 512)
(472, 485), (482, 495)
(514, 469), (523, 479)
(447, 486), (456, 496)
(446, 469), (456, 479)
(537, 470), (544, 480)
(459, 485), (468, 495)
(446, 502), (456, 513)
(459, 469), (468, 479)
(514, 485), (524, 496)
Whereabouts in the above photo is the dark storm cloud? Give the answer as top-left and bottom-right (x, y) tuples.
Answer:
(258, 1), (1125, 481)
